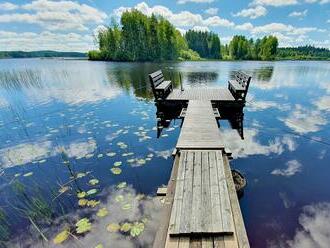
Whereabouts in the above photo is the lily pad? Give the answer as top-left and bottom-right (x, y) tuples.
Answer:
(95, 244), (103, 248)
(86, 200), (100, 207)
(53, 228), (70, 244)
(78, 199), (88, 206)
(76, 172), (86, 178)
(87, 189), (98, 195)
(106, 223), (120, 233)
(120, 222), (132, 232)
(59, 186), (70, 194)
(122, 203), (132, 210)
(115, 195), (124, 202)
(113, 161), (122, 167)
(130, 222), (145, 237)
(77, 191), (86, 198)
(117, 182), (127, 189)
(75, 218), (91, 234)
(111, 167), (122, 175)
(106, 152), (116, 157)
(89, 179), (99, 185)
(96, 207), (108, 217)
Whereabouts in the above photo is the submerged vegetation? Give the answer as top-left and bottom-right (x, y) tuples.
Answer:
(89, 10), (330, 62)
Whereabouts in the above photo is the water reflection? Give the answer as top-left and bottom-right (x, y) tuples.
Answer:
(0, 59), (330, 248)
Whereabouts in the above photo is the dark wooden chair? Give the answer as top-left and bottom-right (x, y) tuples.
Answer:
(228, 71), (251, 101)
(149, 70), (173, 100)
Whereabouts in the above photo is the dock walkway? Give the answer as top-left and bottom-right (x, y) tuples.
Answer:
(153, 99), (250, 248)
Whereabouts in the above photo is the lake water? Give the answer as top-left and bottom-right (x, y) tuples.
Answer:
(0, 59), (330, 248)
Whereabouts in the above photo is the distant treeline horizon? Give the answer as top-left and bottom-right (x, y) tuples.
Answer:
(88, 10), (330, 62)
(0, 50), (87, 59)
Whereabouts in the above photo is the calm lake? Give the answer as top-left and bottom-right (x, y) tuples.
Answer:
(0, 59), (330, 248)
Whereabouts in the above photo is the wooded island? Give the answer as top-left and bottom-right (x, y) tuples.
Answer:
(89, 10), (330, 62)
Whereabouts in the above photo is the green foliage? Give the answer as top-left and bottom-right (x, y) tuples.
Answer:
(91, 10), (188, 62)
(277, 45), (330, 60)
(227, 35), (278, 60)
(178, 49), (201, 61)
(0, 51), (86, 59)
(185, 30), (221, 59)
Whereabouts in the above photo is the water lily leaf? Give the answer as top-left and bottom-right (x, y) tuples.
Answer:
(95, 244), (103, 248)
(76, 173), (86, 178)
(77, 191), (86, 198)
(113, 161), (122, 167)
(97, 154), (103, 158)
(111, 167), (122, 175)
(89, 179), (99, 185)
(87, 200), (100, 207)
(75, 218), (91, 234)
(147, 153), (154, 158)
(130, 222), (144, 237)
(38, 159), (46, 163)
(135, 194), (145, 201)
(127, 159), (135, 163)
(85, 154), (94, 159)
(120, 222), (132, 232)
(117, 182), (127, 189)
(115, 195), (124, 202)
(137, 159), (146, 165)
(78, 199), (88, 206)
(23, 172), (33, 177)
(96, 207), (108, 217)
(53, 228), (70, 244)
(122, 203), (132, 210)
(106, 152), (116, 157)
(106, 223), (120, 233)
(87, 189), (98, 195)
(14, 173), (21, 177)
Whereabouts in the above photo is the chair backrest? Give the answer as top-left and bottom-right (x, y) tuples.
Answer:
(149, 70), (164, 90)
(235, 71), (251, 90)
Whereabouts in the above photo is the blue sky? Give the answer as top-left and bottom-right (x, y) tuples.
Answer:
(0, 0), (329, 52)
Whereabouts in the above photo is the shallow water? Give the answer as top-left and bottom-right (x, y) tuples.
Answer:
(0, 59), (330, 247)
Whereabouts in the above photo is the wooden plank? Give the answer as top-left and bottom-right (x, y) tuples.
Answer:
(166, 88), (235, 102)
(213, 236), (225, 248)
(191, 151), (202, 233)
(157, 187), (167, 196)
(180, 151), (194, 234)
(223, 154), (250, 248)
(178, 237), (190, 248)
(209, 151), (223, 233)
(169, 152), (187, 234)
(201, 151), (211, 232)
(215, 151), (234, 234)
(201, 237), (213, 248)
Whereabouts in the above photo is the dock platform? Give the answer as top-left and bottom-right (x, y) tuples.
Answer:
(166, 88), (235, 102)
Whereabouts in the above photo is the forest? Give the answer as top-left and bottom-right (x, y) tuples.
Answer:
(0, 51), (86, 59)
(89, 10), (329, 62)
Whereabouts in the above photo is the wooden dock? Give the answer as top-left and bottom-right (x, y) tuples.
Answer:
(150, 70), (251, 248)
(153, 99), (250, 248)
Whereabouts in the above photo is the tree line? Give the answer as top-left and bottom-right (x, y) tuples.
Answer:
(89, 10), (329, 62)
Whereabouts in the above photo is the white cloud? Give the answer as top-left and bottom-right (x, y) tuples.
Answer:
(220, 129), (296, 158)
(0, 30), (94, 52)
(0, 2), (18, 10)
(251, 0), (298, 6)
(287, 202), (330, 248)
(192, 26), (210, 32)
(178, 0), (214, 4)
(62, 139), (97, 159)
(0, 140), (54, 168)
(313, 95), (330, 111)
(235, 22), (254, 31)
(305, 0), (330, 4)
(279, 105), (327, 134)
(289, 9), (308, 18)
(113, 2), (234, 28)
(233, 6), (267, 19)
(271, 160), (302, 177)
(0, 0), (106, 31)
(204, 7), (218, 15)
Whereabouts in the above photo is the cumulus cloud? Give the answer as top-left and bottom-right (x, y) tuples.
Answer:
(287, 202), (330, 248)
(313, 95), (330, 111)
(0, 0), (106, 31)
(233, 6), (267, 19)
(220, 128), (296, 158)
(178, 0), (214, 4)
(0, 2), (18, 10)
(289, 9), (308, 18)
(0, 140), (54, 169)
(271, 160), (302, 177)
(204, 7), (218, 15)
(305, 0), (330, 4)
(279, 105), (327, 134)
(0, 30), (94, 52)
(251, 0), (298, 6)
(113, 2), (234, 28)
(62, 139), (97, 159)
